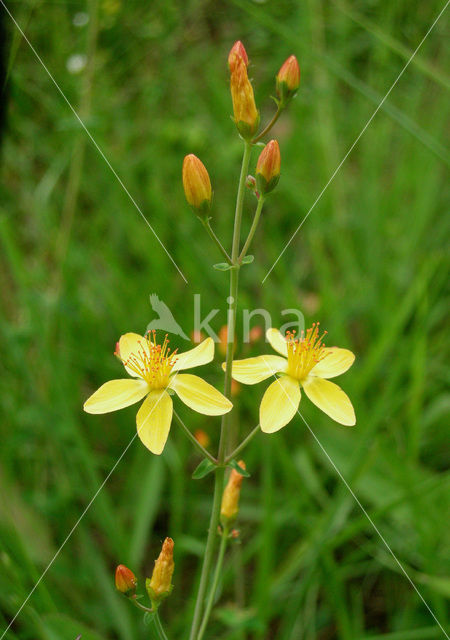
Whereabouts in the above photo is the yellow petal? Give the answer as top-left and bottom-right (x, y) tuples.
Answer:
(223, 355), (287, 385)
(310, 348), (355, 379)
(302, 376), (355, 426)
(83, 379), (149, 414)
(266, 328), (288, 357)
(260, 375), (301, 433)
(169, 373), (232, 415)
(136, 389), (173, 455)
(172, 337), (214, 371)
(118, 332), (149, 377)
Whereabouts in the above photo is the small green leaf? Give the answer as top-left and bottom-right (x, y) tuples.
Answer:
(228, 459), (251, 477)
(192, 458), (217, 479)
(241, 255), (254, 264)
(213, 262), (232, 271)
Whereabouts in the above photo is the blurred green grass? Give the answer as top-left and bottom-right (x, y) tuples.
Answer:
(1, 0), (449, 638)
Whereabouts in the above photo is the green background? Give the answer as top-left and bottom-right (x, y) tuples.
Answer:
(1, 0), (449, 638)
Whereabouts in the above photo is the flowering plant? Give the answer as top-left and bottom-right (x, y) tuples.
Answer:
(84, 41), (355, 639)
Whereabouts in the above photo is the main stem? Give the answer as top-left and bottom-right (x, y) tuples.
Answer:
(189, 141), (252, 640)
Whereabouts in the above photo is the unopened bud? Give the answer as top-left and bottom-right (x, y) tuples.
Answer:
(182, 154), (212, 218)
(256, 140), (280, 195)
(230, 55), (259, 140)
(221, 461), (246, 525)
(228, 40), (248, 72)
(276, 55), (300, 105)
(146, 538), (175, 606)
(115, 564), (137, 596)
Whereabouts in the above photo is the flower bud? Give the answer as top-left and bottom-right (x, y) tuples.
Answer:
(230, 55), (259, 140)
(256, 140), (281, 195)
(228, 40), (248, 72)
(146, 538), (175, 606)
(115, 564), (137, 596)
(182, 154), (212, 218)
(276, 55), (300, 105)
(221, 461), (246, 525)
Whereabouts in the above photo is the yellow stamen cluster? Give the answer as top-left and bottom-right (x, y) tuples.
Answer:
(124, 332), (178, 389)
(285, 323), (327, 381)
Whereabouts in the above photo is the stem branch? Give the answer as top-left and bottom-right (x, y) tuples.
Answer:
(173, 411), (217, 464)
(239, 196), (265, 263)
(201, 220), (232, 264)
(252, 105), (282, 144)
(225, 424), (260, 464)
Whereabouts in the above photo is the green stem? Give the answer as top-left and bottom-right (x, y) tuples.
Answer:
(173, 411), (217, 464)
(189, 141), (252, 640)
(201, 220), (232, 264)
(197, 527), (230, 640)
(225, 424), (260, 464)
(130, 597), (153, 614)
(252, 105), (282, 144)
(239, 196), (265, 263)
(152, 611), (169, 640)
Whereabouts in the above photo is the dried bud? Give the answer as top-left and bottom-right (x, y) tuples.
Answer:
(256, 140), (281, 195)
(146, 538), (175, 606)
(230, 55), (259, 140)
(182, 154), (212, 218)
(221, 461), (246, 525)
(246, 175), (256, 190)
(276, 55), (300, 105)
(115, 565), (137, 596)
(228, 40), (248, 72)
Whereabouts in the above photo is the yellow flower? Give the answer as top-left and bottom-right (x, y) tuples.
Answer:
(224, 324), (355, 433)
(84, 332), (232, 455)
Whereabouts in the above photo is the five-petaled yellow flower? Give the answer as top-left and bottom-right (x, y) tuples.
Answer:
(225, 324), (355, 433)
(84, 332), (232, 454)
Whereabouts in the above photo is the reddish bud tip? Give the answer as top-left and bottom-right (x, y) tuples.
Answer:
(115, 565), (137, 595)
(256, 140), (281, 195)
(228, 40), (248, 72)
(182, 154), (212, 217)
(276, 55), (300, 103)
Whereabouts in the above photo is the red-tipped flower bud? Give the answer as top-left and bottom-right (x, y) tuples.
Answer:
(182, 155), (212, 218)
(276, 55), (300, 105)
(228, 40), (248, 72)
(256, 140), (281, 195)
(146, 538), (175, 606)
(230, 55), (259, 140)
(221, 461), (246, 525)
(115, 565), (137, 596)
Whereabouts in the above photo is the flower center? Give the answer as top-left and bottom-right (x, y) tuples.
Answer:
(125, 332), (178, 389)
(285, 323), (327, 381)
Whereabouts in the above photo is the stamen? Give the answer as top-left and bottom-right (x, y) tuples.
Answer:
(123, 332), (178, 389)
(285, 323), (328, 380)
